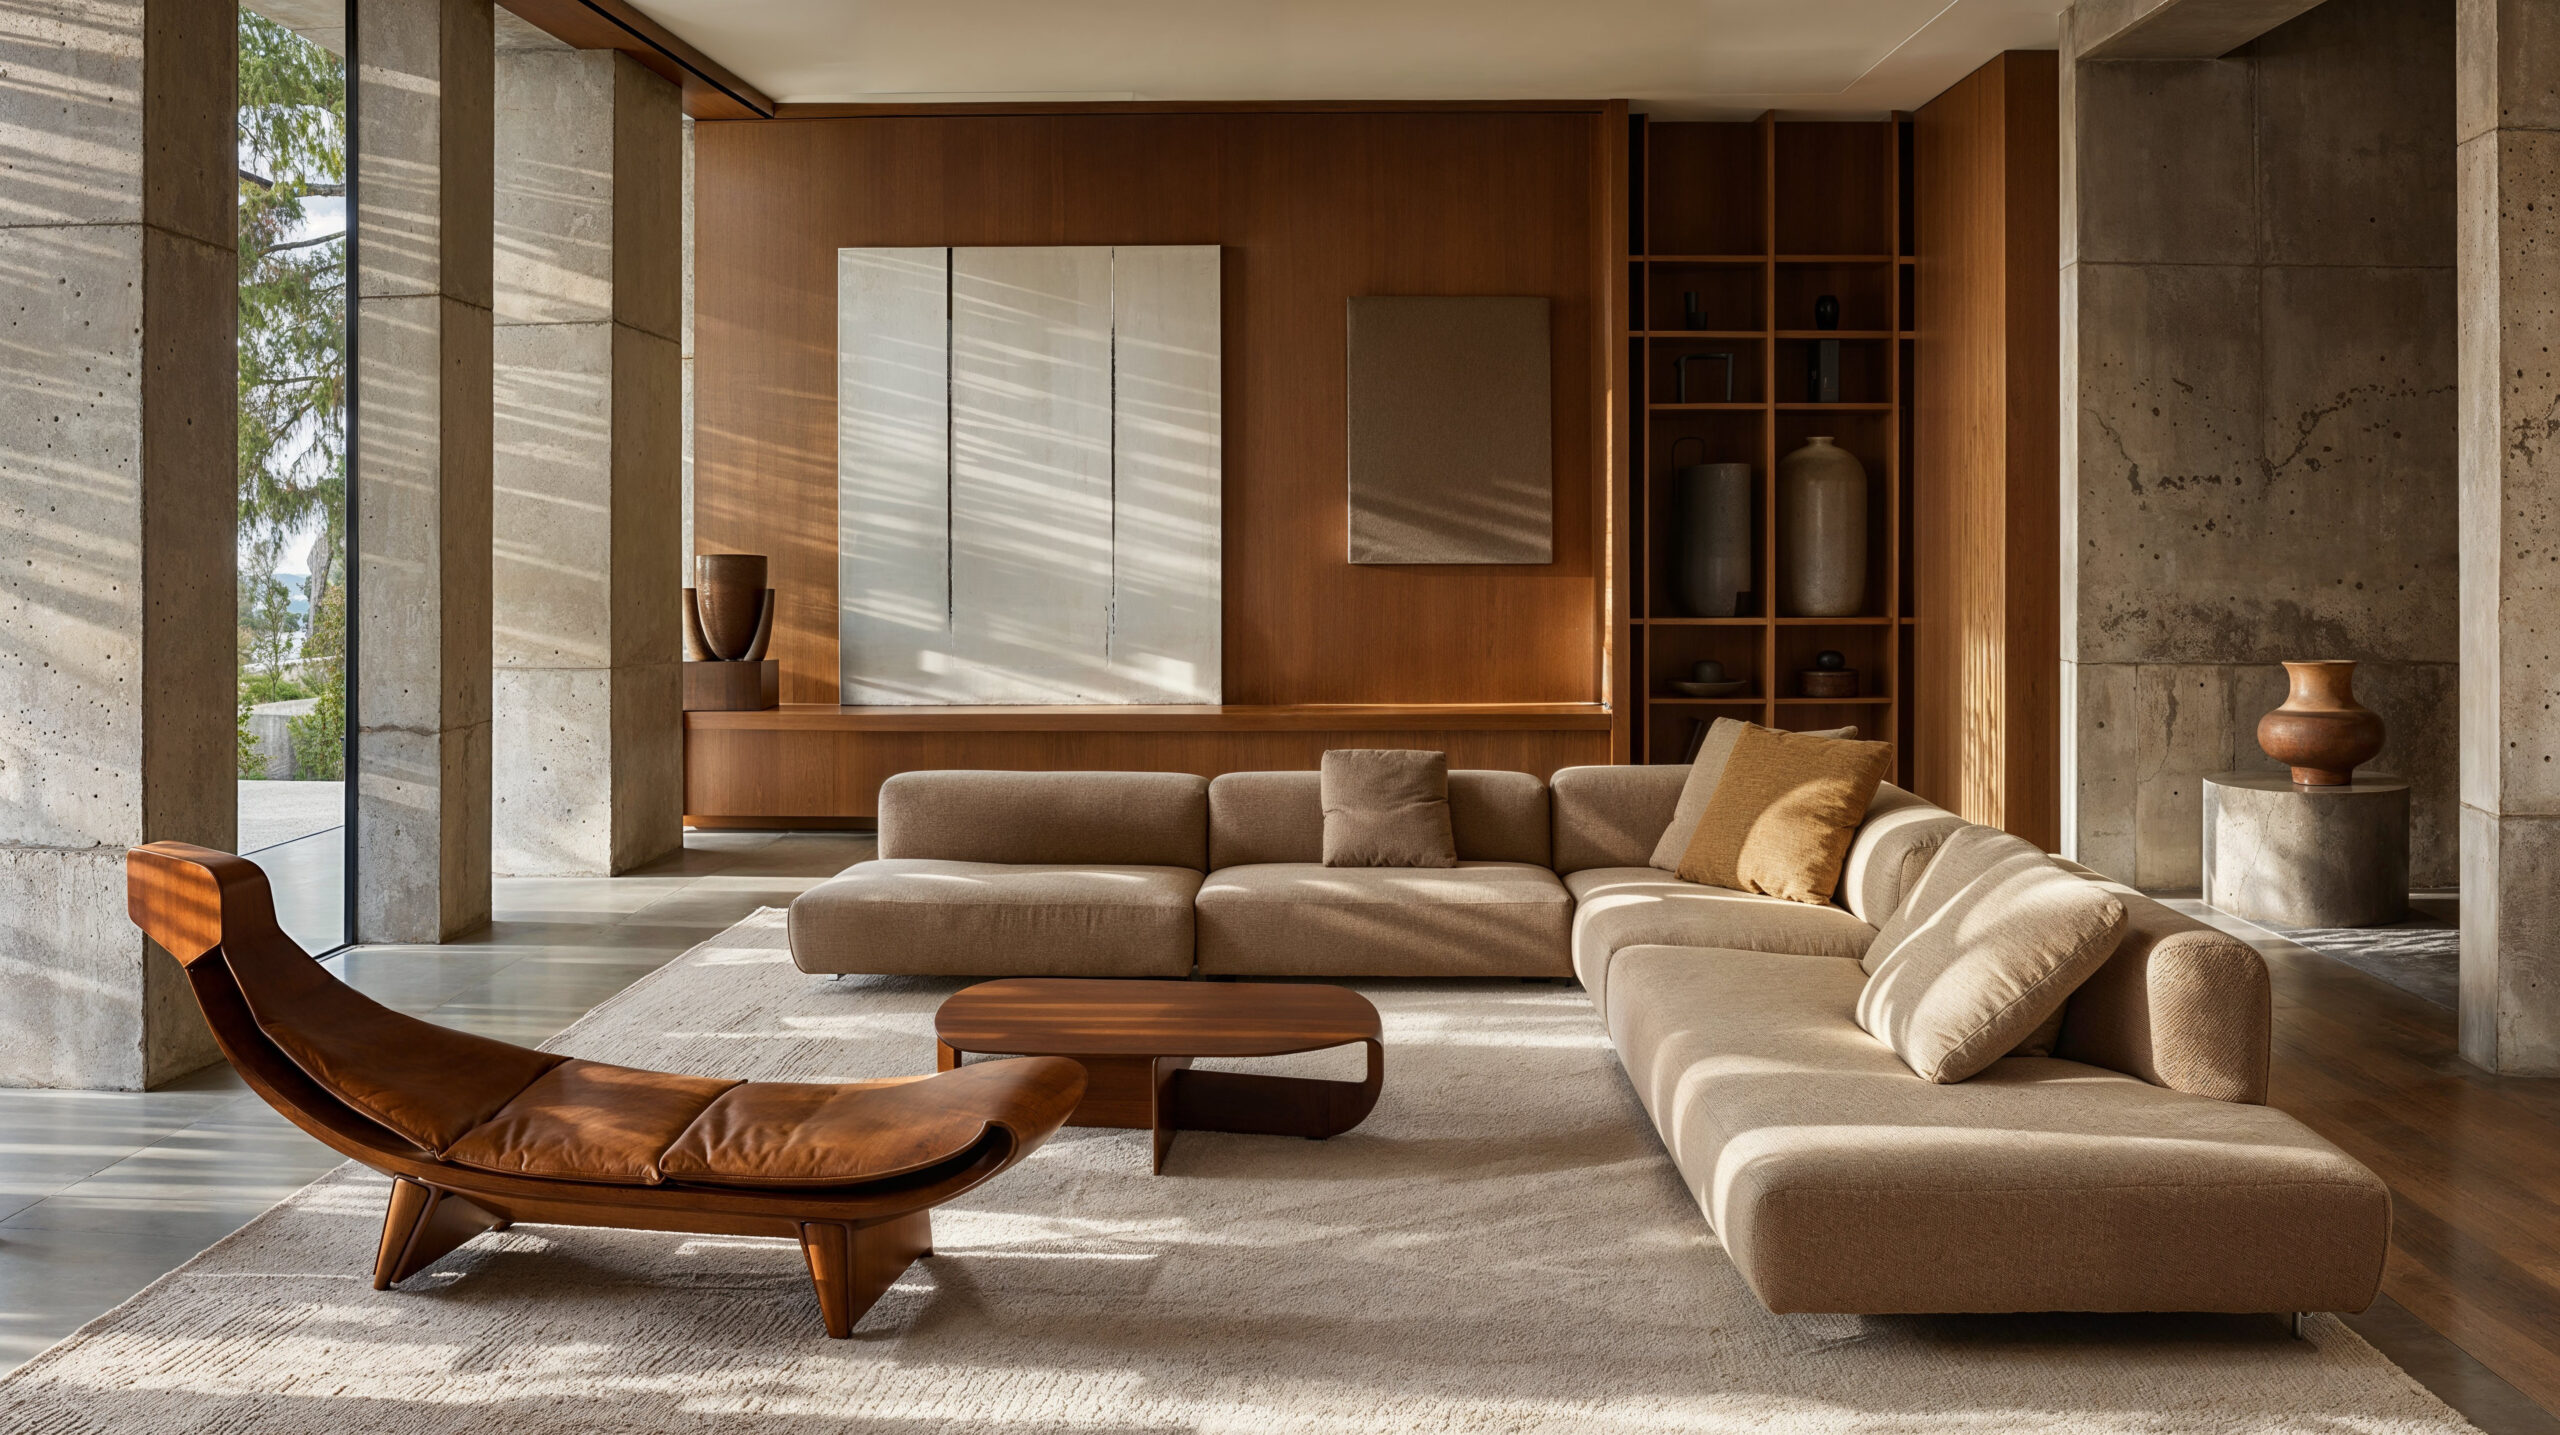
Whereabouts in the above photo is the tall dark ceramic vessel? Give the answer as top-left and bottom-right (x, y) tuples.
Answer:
(1671, 440), (1752, 617)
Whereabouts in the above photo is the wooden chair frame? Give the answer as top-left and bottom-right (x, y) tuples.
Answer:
(127, 843), (1083, 1338)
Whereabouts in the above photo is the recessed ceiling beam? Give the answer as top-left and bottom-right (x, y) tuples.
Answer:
(496, 0), (773, 118)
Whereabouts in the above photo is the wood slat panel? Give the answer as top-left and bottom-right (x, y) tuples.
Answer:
(684, 726), (1611, 820)
(694, 108), (1610, 711)
(1910, 51), (2060, 846)
(685, 702), (1612, 732)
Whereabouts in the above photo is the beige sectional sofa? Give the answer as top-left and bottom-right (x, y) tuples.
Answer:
(787, 763), (2392, 1318)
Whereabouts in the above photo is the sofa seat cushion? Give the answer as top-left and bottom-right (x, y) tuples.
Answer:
(1602, 944), (2390, 1315)
(1196, 862), (1571, 977)
(1565, 867), (1874, 1010)
(787, 859), (1201, 978)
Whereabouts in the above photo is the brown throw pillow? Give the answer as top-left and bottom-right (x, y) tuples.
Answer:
(1675, 725), (1892, 903)
(1855, 825), (2129, 1083)
(1320, 749), (1457, 867)
(1646, 721), (1858, 870)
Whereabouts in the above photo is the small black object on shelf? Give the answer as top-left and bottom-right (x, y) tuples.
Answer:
(1676, 352), (1737, 404)
(1807, 295), (1842, 403)
(1684, 292), (1706, 331)
(1799, 649), (1859, 699)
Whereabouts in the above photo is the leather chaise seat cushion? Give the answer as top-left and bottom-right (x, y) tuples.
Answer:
(233, 930), (570, 1153)
(661, 1063), (1051, 1187)
(442, 1060), (740, 1184)
(228, 930), (1068, 1191)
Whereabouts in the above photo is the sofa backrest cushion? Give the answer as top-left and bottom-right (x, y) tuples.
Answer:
(1211, 769), (1550, 868)
(1550, 764), (1690, 874)
(1835, 784), (1968, 926)
(1320, 749), (1457, 868)
(877, 770), (1210, 870)
(1856, 825), (2129, 1083)
(2051, 859), (2273, 1104)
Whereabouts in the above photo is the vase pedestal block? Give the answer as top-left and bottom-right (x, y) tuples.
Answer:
(2202, 772), (2409, 929)
(684, 660), (779, 713)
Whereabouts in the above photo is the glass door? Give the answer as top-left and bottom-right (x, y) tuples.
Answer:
(236, 5), (352, 953)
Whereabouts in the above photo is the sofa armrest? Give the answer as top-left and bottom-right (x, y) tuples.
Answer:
(878, 770), (1210, 870)
(2053, 859), (2273, 1105)
(1549, 764), (1690, 874)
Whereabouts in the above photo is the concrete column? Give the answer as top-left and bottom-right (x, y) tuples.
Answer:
(681, 114), (695, 592)
(490, 23), (682, 875)
(0, 0), (234, 1087)
(2457, 0), (2560, 1073)
(355, 0), (494, 941)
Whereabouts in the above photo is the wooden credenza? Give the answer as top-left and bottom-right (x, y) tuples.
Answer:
(682, 703), (1617, 827)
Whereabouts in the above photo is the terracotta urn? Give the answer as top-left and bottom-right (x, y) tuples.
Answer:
(2256, 660), (2385, 786)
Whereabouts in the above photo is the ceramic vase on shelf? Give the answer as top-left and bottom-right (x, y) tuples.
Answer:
(2256, 659), (2385, 785)
(1670, 441), (1753, 618)
(1778, 436), (1866, 617)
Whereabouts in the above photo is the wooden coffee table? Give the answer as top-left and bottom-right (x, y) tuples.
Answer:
(933, 979), (1384, 1174)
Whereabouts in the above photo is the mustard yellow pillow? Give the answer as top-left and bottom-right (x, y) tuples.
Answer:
(1676, 725), (1893, 904)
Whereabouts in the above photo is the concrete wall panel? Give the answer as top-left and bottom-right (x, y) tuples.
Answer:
(2064, 0), (2460, 889)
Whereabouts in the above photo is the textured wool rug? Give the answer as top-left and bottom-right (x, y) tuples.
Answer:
(0, 910), (2479, 1434)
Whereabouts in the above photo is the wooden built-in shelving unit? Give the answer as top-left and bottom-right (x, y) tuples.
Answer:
(1624, 113), (1918, 777)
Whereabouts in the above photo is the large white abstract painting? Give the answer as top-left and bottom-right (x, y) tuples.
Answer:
(838, 245), (1222, 705)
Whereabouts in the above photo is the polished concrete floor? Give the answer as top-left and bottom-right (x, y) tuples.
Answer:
(0, 838), (2553, 1434)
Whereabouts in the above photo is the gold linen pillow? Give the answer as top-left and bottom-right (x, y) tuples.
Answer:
(1675, 725), (1892, 904)
(1645, 721), (1859, 871)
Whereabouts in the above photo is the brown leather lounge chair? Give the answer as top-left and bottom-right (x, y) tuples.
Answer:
(125, 842), (1085, 1338)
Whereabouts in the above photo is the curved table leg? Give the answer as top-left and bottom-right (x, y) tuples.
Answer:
(1161, 1038), (1383, 1148)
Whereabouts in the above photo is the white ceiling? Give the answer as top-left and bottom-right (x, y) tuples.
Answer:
(627, 0), (2068, 118)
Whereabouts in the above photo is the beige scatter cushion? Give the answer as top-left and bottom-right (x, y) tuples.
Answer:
(1856, 825), (2129, 1083)
(1646, 721), (1859, 871)
(1676, 726), (1892, 904)
(1320, 749), (1457, 868)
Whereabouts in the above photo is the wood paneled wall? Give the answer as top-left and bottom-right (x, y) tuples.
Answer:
(692, 105), (1621, 708)
(1911, 52), (2061, 848)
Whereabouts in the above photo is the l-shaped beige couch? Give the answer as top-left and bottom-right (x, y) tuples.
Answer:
(788, 765), (2391, 1319)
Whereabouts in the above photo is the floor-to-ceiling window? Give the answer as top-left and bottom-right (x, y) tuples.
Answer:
(236, 5), (351, 953)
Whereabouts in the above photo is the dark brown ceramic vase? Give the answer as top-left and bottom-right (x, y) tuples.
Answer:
(2257, 660), (2384, 786)
(693, 554), (768, 661)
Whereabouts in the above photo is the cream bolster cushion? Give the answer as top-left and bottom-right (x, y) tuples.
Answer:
(1646, 720), (1858, 871)
(1854, 825), (2129, 1084)
(1320, 748), (1457, 868)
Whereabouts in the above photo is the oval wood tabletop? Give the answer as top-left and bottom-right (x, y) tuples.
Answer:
(934, 979), (1381, 1058)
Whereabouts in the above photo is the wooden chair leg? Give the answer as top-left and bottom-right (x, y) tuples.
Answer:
(798, 1209), (933, 1338)
(374, 1176), (505, 1289)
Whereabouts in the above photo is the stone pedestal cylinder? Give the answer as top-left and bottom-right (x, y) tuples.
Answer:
(2203, 772), (2410, 928)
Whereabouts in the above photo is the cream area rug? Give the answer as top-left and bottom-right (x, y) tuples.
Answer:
(0, 910), (2479, 1434)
